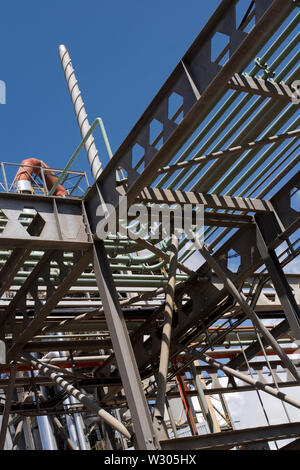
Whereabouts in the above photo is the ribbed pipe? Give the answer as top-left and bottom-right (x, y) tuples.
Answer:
(59, 45), (102, 180)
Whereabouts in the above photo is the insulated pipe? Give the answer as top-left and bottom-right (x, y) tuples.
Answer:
(191, 350), (300, 410)
(31, 352), (58, 450)
(59, 45), (102, 180)
(70, 396), (90, 450)
(23, 354), (131, 440)
(56, 336), (84, 450)
(153, 235), (178, 439)
(14, 158), (67, 197)
(51, 416), (77, 451)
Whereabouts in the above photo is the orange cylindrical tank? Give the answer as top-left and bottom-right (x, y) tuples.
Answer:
(14, 158), (67, 197)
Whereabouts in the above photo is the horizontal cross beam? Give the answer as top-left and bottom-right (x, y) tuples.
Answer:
(137, 187), (273, 213)
(160, 421), (300, 450)
(157, 129), (300, 173)
(227, 73), (296, 100)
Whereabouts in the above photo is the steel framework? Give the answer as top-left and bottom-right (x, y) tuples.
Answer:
(0, 0), (299, 451)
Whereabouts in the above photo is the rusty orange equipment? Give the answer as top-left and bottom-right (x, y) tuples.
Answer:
(14, 158), (67, 197)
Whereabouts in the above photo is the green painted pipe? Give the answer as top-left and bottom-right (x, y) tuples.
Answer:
(48, 118), (113, 196)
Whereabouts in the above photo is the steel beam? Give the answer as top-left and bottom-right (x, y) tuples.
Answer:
(199, 244), (300, 381)
(0, 250), (56, 331)
(256, 215), (300, 343)
(92, 240), (159, 450)
(0, 193), (91, 250)
(5, 250), (92, 362)
(0, 248), (31, 298)
(0, 363), (17, 450)
(138, 187), (273, 213)
(85, 0), (288, 233)
(22, 353), (131, 440)
(280, 437), (300, 450)
(160, 422), (300, 450)
(157, 129), (300, 173)
(176, 373), (198, 436)
(188, 349), (300, 409)
(189, 362), (218, 433)
(227, 73), (295, 100)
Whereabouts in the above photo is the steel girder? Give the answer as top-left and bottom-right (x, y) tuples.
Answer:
(0, 0), (298, 451)
(160, 421), (300, 450)
(85, 0), (292, 230)
(93, 173), (299, 384)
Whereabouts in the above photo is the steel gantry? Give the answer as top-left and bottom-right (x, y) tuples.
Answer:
(0, 0), (299, 451)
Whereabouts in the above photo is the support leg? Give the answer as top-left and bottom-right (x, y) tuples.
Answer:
(256, 221), (300, 343)
(0, 363), (17, 450)
(92, 240), (158, 449)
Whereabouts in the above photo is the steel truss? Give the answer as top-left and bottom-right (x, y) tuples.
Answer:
(0, 0), (299, 451)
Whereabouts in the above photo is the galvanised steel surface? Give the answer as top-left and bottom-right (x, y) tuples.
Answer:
(0, 0), (299, 451)
(160, 421), (300, 450)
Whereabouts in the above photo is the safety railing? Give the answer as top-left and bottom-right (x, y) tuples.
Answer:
(48, 117), (113, 196)
(0, 161), (89, 197)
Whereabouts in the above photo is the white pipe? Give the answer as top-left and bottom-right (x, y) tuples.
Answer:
(59, 45), (102, 180)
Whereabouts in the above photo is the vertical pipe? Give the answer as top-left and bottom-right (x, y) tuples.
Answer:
(63, 397), (80, 449)
(30, 351), (58, 450)
(153, 235), (178, 440)
(115, 409), (128, 449)
(70, 396), (90, 450)
(165, 398), (178, 438)
(189, 362), (217, 433)
(59, 45), (102, 180)
(36, 405), (58, 450)
(54, 336), (80, 449)
(55, 342), (80, 450)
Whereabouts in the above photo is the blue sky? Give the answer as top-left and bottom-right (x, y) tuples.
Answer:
(0, 0), (222, 182)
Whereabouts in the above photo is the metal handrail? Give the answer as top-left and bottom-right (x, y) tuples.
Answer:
(48, 117), (113, 196)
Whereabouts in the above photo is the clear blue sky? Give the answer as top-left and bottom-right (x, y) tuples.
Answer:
(0, 0), (222, 182)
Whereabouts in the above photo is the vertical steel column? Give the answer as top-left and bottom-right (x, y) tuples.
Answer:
(115, 409), (128, 449)
(197, 371), (220, 432)
(189, 361), (217, 433)
(0, 363), (17, 450)
(59, 45), (102, 180)
(176, 373), (198, 436)
(153, 234), (178, 441)
(92, 240), (158, 449)
(165, 398), (178, 438)
(256, 221), (300, 344)
(70, 396), (90, 450)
